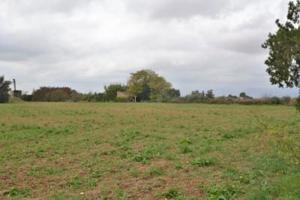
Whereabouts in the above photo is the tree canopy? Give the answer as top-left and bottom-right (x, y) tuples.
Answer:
(262, 0), (300, 88)
(0, 76), (11, 103)
(127, 70), (172, 101)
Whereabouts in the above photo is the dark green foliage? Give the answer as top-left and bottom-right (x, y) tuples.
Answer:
(262, 0), (300, 88)
(0, 76), (11, 103)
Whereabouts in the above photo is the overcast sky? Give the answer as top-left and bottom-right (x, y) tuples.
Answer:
(0, 0), (298, 96)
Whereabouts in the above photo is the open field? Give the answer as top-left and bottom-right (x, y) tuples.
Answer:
(0, 103), (299, 199)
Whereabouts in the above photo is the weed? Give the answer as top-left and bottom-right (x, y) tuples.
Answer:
(115, 189), (126, 200)
(162, 188), (184, 200)
(204, 185), (240, 200)
(148, 167), (164, 176)
(133, 145), (163, 164)
(191, 157), (217, 167)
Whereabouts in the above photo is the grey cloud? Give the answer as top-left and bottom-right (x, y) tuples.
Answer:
(0, 0), (297, 97)
(125, 0), (226, 19)
(1, 0), (96, 15)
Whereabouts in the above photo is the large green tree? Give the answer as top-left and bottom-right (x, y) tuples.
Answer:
(0, 76), (11, 103)
(263, 0), (300, 110)
(262, 0), (300, 88)
(127, 70), (172, 102)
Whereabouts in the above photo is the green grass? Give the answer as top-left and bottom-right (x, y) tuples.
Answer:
(0, 103), (299, 199)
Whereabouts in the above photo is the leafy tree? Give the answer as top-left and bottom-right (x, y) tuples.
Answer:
(127, 70), (172, 101)
(104, 84), (127, 101)
(0, 76), (11, 103)
(263, 0), (300, 87)
(262, 0), (300, 109)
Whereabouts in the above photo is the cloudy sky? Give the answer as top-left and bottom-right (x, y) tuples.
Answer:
(0, 0), (298, 96)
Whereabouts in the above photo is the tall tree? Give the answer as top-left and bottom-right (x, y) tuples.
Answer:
(127, 69), (172, 102)
(0, 76), (11, 103)
(262, 1), (300, 98)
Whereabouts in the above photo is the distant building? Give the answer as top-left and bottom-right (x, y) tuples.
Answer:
(117, 91), (136, 102)
(117, 91), (129, 99)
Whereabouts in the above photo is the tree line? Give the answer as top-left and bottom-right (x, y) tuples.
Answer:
(1, 1), (299, 108)
(0, 69), (298, 106)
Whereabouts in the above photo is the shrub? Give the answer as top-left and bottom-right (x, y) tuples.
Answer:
(32, 87), (80, 102)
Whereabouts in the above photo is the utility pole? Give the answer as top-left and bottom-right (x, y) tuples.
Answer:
(13, 79), (16, 91)
(12, 78), (22, 98)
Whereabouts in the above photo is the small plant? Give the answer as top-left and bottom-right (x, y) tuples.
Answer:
(68, 176), (83, 189)
(162, 188), (183, 200)
(175, 162), (183, 170)
(179, 144), (193, 154)
(178, 137), (193, 154)
(204, 185), (240, 200)
(191, 157), (216, 167)
(3, 188), (31, 197)
(133, 145), (162, 164)
(115, 189), (126, 200)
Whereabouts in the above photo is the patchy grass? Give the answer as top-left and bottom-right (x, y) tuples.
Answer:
(0, 103), (299, 199)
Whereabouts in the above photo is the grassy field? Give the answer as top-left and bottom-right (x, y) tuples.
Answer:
(0, 103), (299, 199)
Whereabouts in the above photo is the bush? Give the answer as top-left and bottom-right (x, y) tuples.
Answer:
(21, 94), (33, 101)
(32, 87), (80, 102)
